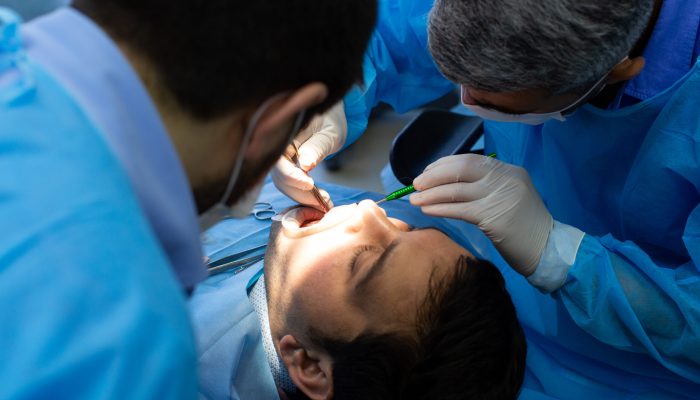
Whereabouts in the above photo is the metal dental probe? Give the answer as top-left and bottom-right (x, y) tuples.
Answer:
(289, 142), (331, 212)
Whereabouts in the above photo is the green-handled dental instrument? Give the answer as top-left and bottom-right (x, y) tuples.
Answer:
(375, 185), (416, 205)
(376, 153), (497, 205)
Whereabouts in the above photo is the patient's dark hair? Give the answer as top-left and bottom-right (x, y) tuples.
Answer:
(72, 0), (377, 120)
(294, 256), (526, 400)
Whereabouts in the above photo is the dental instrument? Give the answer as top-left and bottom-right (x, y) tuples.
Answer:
(207, 243), (267, 276)
(208, 253), (265, 276)
(251, 202), (277, 221)
(375, 185), (416, 205)
(288, 142), (331, 212)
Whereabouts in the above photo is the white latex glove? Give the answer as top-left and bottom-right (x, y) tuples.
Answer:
(272, 101), (347, 209)
(410, 154), (554, 276)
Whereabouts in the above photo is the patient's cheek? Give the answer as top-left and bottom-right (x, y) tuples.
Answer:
(289, 247), (342, 282)
(388, 218), (410, 231)
(293, 259), (362, 331)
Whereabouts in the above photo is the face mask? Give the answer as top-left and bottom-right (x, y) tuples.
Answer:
(199, 96), (306, 232)
(461, 59), (625, 125)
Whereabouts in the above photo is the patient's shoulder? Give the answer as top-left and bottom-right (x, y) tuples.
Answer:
(189, 264), (279, 398)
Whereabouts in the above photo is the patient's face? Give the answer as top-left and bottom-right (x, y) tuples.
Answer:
(264, 200), (470, 341)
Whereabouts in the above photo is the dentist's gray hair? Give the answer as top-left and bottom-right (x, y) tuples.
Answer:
(428, 0), (655, 94)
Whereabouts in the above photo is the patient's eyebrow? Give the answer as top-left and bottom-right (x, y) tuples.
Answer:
(355, 240), (401, 293)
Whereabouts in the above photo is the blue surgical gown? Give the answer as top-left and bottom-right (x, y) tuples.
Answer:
(0, 8), (197, 399)
(343, 0), (455, 148)
(345, 0), (700, 398)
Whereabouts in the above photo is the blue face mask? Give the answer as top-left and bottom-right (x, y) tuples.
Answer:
(198, 96), (305, 232)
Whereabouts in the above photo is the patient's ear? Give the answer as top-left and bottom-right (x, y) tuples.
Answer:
(279, 335), (333, 400)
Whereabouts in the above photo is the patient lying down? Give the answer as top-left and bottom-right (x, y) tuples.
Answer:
(263, 200), (526, 399)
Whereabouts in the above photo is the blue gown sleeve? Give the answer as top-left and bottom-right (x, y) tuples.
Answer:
(343, 0), (456, 147)
(554, 203), (700, 382)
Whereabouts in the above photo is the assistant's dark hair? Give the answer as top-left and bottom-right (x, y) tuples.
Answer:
(72, 0), (377, 120)
(298, 256), (526, 400)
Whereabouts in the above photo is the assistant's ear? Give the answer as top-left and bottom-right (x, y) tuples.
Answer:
(607, 56), (646, 85)
(279, 334), (334, 400)
(246, 83), (329, 158)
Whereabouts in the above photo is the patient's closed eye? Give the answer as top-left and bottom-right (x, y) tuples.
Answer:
(349, 245), (378, 275)
(353, 241), (401, 292)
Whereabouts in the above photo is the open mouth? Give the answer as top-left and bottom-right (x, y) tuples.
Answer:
(281, 204), (358, 237)
(297, 207), (326, 228)
(301, 219), (322, 228)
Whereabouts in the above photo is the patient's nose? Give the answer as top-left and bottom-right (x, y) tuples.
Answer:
(358, 200), (387, 218)
(354, 200), (401, 235)
(361, 201), (409, 231)
(343, 203), (399, 245)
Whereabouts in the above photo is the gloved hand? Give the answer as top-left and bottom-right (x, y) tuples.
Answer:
(272, 101), (347, 210)
(410, 154), (554, 276)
